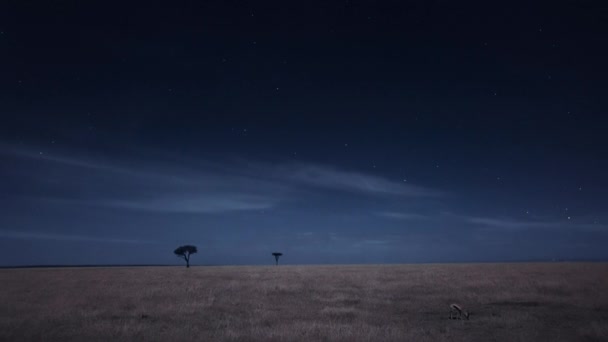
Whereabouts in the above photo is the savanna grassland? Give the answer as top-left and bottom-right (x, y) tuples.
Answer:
(1, 263), (608, 341)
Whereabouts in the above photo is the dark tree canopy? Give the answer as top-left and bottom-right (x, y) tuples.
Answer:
(272, 252), (283, 266)
(174, 245), (197, 268)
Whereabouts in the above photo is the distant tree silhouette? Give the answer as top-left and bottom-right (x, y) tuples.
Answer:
(174, 245), (197, 268)
(272, 252), (283, 266)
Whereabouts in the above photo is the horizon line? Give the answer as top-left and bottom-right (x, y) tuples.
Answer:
(2, 258), (608, 269)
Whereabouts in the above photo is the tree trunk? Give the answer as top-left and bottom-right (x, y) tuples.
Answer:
(186, 257), (190, 268)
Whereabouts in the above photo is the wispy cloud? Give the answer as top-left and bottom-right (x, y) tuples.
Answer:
(1, 144), (141, 176)
(280, 163), (442, 197)
(101, 194), (276, 213)
(0, 230), (156, 244)
(1, 145), (286, 213)
(351, 238), (397, 249)
(466, 217), (553, 230)
(374, 211), (431, 220)
(360, 239), (393, 245)
(466, 216), (608, 232)
(1, 144), (442, 215)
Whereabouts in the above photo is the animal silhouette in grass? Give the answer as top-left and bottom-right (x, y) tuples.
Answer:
(174, 245), (197, 268)
(272, 252), (283, 266)
(449, 303), (470, 320)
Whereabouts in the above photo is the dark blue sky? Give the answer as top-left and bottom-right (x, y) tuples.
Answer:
(1, 1), (607, 265)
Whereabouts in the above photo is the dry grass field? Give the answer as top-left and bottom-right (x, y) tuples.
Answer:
(1, 263), (608, 341)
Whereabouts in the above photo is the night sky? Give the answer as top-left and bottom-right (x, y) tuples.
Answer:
(1, 1), (608, 266)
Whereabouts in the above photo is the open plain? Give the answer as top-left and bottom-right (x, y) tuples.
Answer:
(1, 263), (608, 341)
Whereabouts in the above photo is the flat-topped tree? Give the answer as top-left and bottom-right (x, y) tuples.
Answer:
(174, 245), (197, 268)
(272, 252), (283, 266)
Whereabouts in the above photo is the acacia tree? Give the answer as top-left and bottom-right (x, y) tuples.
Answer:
(174, 245), (197, 268)
(272, 252), (283, 266)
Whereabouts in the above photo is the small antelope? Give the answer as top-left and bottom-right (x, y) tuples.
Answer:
(449, 303), (470, 320)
